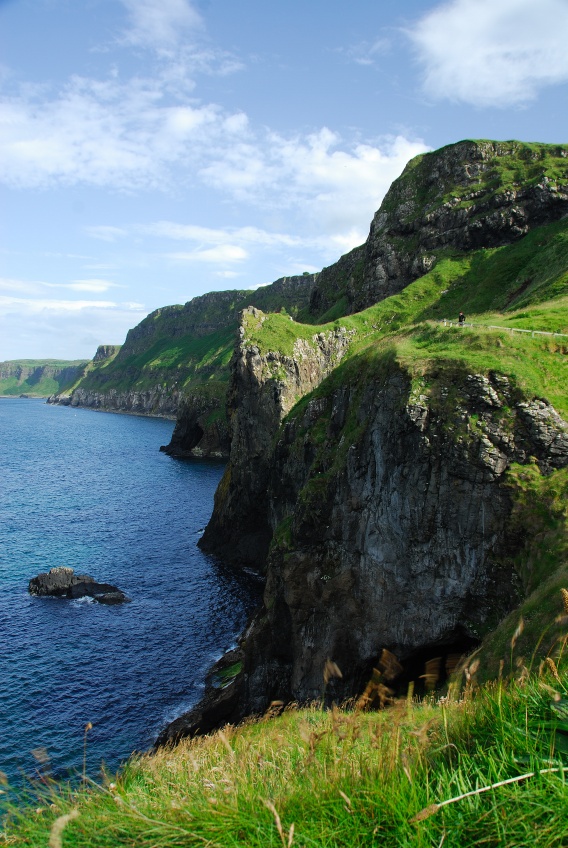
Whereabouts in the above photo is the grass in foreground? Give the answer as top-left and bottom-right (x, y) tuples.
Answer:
(3, 640), (568, 847)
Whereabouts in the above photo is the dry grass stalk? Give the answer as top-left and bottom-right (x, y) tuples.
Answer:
(511, 618), (525, 651)
(83, 722), (93, 783)
(444, 653), (463, 677)
(561, 588), (568, 615)
(411, 767), (568, 823)
(48, 809), (79, 848)
(377, 649), (403, 681)
(264, 799), (294, 847)
(323, 660), (342, 685)
(264, 701), (285, 720)
(217, 730), (235, 759)
(546, 657), (562, 684)
(421, 657), (442, 692)
(355, 668), (394, 711)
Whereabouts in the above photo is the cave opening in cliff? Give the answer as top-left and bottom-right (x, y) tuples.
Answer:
(183, 422), (204, 451)
(394, 633), (481, 697)
(371, 630), (481, 699)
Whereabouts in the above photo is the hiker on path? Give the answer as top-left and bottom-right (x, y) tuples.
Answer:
(458, 311), (466, 326)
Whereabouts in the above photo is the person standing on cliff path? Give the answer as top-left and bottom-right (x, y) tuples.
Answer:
(458, 311), (466, 326)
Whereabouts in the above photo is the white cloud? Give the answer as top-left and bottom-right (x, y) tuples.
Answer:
(0, 299), (148, 360)
(166, 245), (248, 263)
(0, 277), (44, 295)
(214, 270), (241, 279)
(0, 295), (118, 312)
(0, 74), (229, 190)
(408, 0), (568, 107)
(0, 276), (117, 296)
(200, 130), (429, 249)
(120, 0), (202, 50)
(142, 221), (301, 247)
(341, 38), (391, 67)
(62, 279), (118, 293)
(84, 226), (129, 242)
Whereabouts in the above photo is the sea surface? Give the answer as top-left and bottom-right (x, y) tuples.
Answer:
(0, 399), (260, 784)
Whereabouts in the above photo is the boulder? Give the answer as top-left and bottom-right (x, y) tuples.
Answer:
(28, 567), (129, 605)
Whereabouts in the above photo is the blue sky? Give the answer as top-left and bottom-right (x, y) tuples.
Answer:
(1, 0), (568, 360)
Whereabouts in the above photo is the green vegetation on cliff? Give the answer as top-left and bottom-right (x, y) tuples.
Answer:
(0, 360), (88, 397)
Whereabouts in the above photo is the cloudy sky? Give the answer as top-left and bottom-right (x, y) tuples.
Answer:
(1, 0), (568, 360)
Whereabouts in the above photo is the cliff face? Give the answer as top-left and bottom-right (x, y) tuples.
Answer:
(49, 278), (316, 443)
(160, 391), (230, 457)
(156, 139), (568, 743)
(199, 307), (357, 563)
(0, 360), (88, 397)
(308, 140), (568, 317)
(160, 356), (568, 742)
(237, 364), (568, 711)
(59, 385), (181, 418)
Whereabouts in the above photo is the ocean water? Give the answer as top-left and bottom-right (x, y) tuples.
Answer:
(0, 399), (260, 784)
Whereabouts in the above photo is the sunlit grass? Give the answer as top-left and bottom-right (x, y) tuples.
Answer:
(3, 650), (568, 847)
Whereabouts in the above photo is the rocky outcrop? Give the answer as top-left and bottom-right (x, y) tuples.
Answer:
(198, 307), (357, 565)
(160, 358), (568, 742)
(92, 344), (121, 363)
(308, 140), (568, 316)
(62, 386), (181, 418)
(160, 392), (230, 458)
(29, 567), (129, 604)
(158, 140), (568, 743)
(48, 276), (316, 420)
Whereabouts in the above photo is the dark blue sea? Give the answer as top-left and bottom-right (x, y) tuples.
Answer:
(0, 399), (260, 784)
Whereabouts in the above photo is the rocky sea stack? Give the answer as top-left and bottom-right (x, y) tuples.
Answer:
(29, 567), (129, 605)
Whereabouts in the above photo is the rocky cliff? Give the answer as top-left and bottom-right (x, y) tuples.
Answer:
(308, 140), (568, 317)
(0, 359), (88, 397)
(50, 140), (568, 457)
(159, 139), (568, 743)
(200, 139), (568, 562)
(49, 277), (316, 447)
(161, 350), (568, 742)
(199, 307), (357, 561)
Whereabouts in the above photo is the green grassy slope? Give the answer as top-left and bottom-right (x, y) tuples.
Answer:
(0, 360), (88, 397)
(4, 663), (568, 847)
(3, 151), (568, 845)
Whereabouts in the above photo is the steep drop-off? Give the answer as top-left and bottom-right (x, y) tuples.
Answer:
(50, 278), (316, 451)
(160, 139), (568, 742)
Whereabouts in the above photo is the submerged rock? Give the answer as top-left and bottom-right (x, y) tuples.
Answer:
(28, 567), (129, 605)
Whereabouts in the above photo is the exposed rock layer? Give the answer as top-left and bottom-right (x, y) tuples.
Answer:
(161, 361), (568, 742)
(310, 140), (568, 316)
(199, 307), (356, 563)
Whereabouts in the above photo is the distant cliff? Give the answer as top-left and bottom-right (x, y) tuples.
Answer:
(49, 278), (316, 446)
(0, 359), (88, 397)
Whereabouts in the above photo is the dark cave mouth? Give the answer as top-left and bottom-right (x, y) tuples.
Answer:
(354, 630), (482, 700)
(392, 632), (481, 697)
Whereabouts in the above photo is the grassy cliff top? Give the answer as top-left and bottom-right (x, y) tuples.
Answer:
(385, 139), (568, 224)
(242, 215), (568, 416)
(0, 359), (88, 367)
